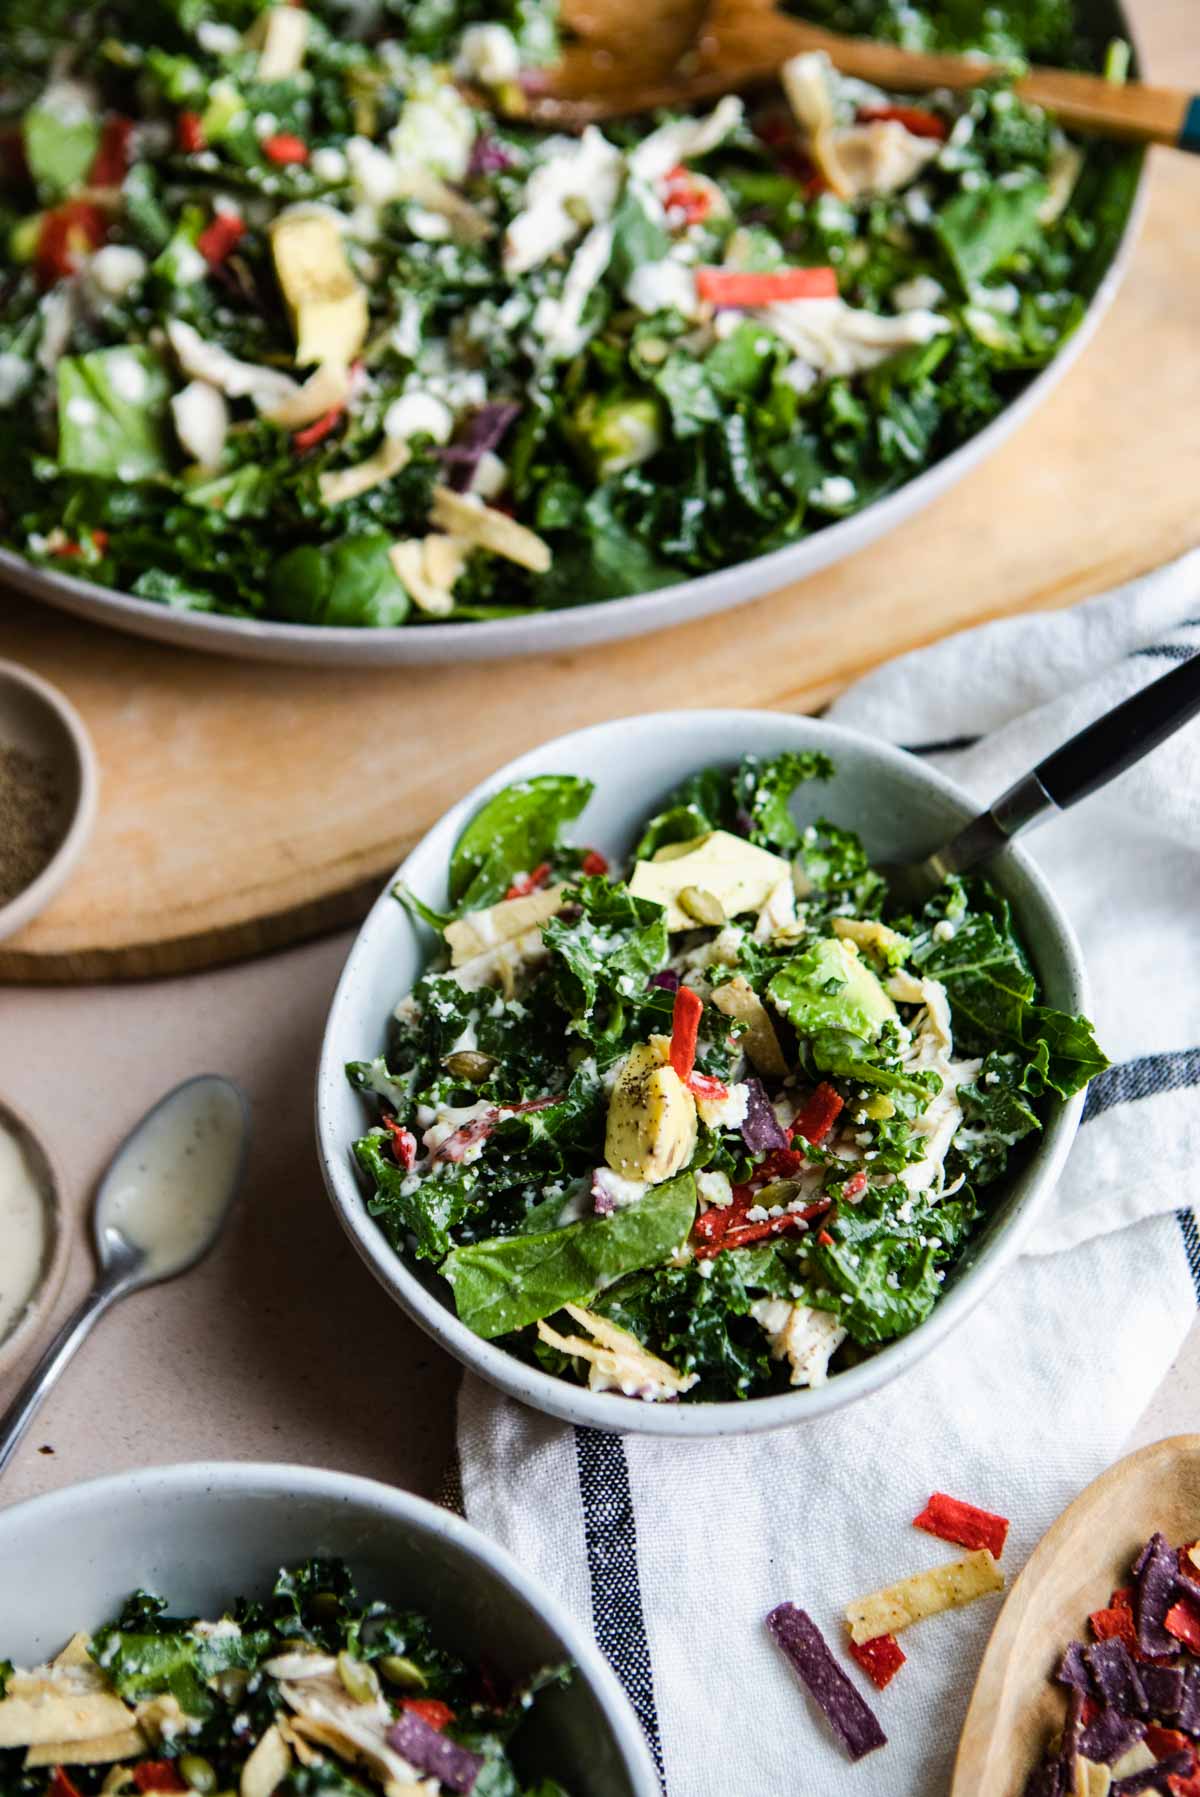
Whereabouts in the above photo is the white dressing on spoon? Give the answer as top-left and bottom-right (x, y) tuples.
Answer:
(96, 1077), (249, 1279)
(0, 1075), (250, 1481)
(0, 1123), (48, 1344)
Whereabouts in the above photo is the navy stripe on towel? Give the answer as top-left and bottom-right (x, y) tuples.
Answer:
(575, 1427), (666, 1789)
(899, 734), (982, 757)
(1132, 644), (1197, 664)
(1176, 1209), (1200, 1306)
(1082, 1049), (1200, 1123)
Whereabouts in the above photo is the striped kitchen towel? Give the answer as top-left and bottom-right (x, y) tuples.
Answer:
(458, 549), (1200, 1797)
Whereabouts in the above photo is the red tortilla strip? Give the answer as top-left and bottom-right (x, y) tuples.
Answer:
(847, 1634), (906, 1691)
(913, 1492), (1010, 1559)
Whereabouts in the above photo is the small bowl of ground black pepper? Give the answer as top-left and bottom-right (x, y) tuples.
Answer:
(0, 659), (98, 942)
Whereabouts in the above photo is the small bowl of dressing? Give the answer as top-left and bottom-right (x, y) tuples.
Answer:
(0, 659), (99, 942)
(0, 1100), (69, 1378)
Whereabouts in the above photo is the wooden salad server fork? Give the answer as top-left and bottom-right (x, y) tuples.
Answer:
(522, 0), (1200, 151)
(953, 1436), (1200, 1797)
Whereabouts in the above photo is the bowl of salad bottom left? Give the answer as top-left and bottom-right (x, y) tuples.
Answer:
(0, 1461), (659, 1797)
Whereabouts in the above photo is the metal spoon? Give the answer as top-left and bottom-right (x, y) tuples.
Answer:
(885, 648), (1200, 910)
(0, 1075), (251, 1478)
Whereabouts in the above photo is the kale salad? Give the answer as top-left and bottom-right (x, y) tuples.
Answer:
(0, 0), (1138, 627)
(348, 753), (1107, 1403)
(0, 1559), (573, 1797)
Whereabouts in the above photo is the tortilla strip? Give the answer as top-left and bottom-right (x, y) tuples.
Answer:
(0, 1668), (134, 1749)
(285, 1716), (432, 1796)
(241, 1721), (292, 1797)
(52, 1635), (93, 1671)
(844, 1549), (1004, 1643)
(25, 1726), (145, 1768)
(276, 1715), (324, 1768)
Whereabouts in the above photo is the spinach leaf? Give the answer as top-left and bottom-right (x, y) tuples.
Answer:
(443, 1173), (696, 1338)
(449, 775), (593, 911)
(57, 349), (173, 481)
(935, 175), (1050, 287)
(270, 533), (411, 628)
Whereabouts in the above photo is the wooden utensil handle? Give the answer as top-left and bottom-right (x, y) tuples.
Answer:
(782, 28), (1198, 151)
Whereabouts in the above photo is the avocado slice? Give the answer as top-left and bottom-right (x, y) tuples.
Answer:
(628, 829), (792, 932)
(767, 938), (898, 1041)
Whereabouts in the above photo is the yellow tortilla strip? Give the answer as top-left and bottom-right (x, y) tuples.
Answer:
(276, 1716), (324, 1769)
(101, 1769), (135, 1793)
(241, 1721), (292, 1797)
(1073, 1757), (1112, 1797)
(0, 1674), (134, 1749)
(52, 1635), (93, 1671)
(844, 1549), (1004, 1643)
(25, 1726), (145, 1768)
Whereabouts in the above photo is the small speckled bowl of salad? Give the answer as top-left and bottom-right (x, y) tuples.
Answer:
(316, 709), (1105, 1435)
(0, 1462), (660, 1797)
(0, 0), (1141, 663)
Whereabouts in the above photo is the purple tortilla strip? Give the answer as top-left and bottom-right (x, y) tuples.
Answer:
(648, 969), (680, 992)
(1078, 1708), (1145, 1765)
(1141, 1663), (1186, 1720)
(386, 1714), (483, 1794)
(1022, 1757), (1066, 1797)
(1086, 1639), (1148, 1715)
(741, 1078), (789, 1154)
(1175, 1571), (1200, 1610)
(1133, 1536), (1157, 1578)
(439, 402), (521, 490)
(1179, 1668), (1200, 1735)
(468, 130), (512, 174)
(1137, 1533), (1180, 1656)
(1056, 1642), (1093, 1697)
(1111, 1752), (1193, 1793)
(766, 1603), (887, 1762)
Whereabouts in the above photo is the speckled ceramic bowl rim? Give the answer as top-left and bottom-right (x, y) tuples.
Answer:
(0, 1460), (661, 1797)
(0, 1095), (71, 1379)
(316, 709), (1090, 1438)
(0, 659), (99, 942)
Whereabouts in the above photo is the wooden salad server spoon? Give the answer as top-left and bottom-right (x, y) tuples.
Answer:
(953, 1436), (1200, 1797)
(522, 0), (1200, 152)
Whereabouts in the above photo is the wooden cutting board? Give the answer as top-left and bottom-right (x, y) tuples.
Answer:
(1, 0), (1197, 984)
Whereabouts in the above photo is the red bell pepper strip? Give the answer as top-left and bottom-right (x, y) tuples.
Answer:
(50, 539), (83, 557)
(686, 1071), (729, 1103)
(581, 849), (608, 876)
(839, 1169), (868, 1201)
(857, 103), (948, 140)
(263, 132), (310, 165)
(669, 986), (703, 1082)
(197, 211), (245, 267)
(662, 163), (712, 224)
(790, 1082), (844, 1146)
(913, 1492), (1010, 1560)
(92, 529), (110, 554)
(48, 1772), (84, 1797)
(756, 1145), (807, 1181)
(132, 1764), (187, 1793)
(816, 1228), (834, 1247)
(848, 1633), (905, 1691)
(90, 115), (134, 187)
(696, 265), (837, 307)
(694, 1198), (830, 1259)
(504, 861), (551, 900)
(292, 407), (345, 453)
(401, 1698), (455, 1731)
(1169, 1773), (1200, 1797)
(692, 1185), (755, 1249)
(1166, 1598), (1200, 1654)
(382, 1116), (417, 1170)
(176, 111), (206, 153)
(35, 201), (106, 286)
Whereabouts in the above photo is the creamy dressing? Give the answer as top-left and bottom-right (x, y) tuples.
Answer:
(0, 1122), (48, 1343)
(97, 1079), (246, 1278)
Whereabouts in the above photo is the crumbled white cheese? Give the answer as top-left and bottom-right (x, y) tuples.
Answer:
(383, 390), (454, 444)
(694, 1080), (751, 1132)
(171, 380), (229, 468)
(503, 128), (623, 275)
(531, 222), (614, 360)
(88, 245), (148, 299)
(457, 22), (521, 88)
(627, 95), (744, 185)
(892, 274), (945, 311)
(624, 258), (699, 319)
(809, 475), (856, 510)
